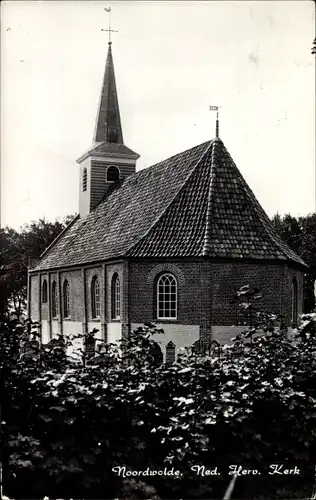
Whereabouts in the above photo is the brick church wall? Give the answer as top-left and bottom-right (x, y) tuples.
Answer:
(129, 259), (304, 330)
(210, 261), (304, 325)
(58, 269), (83, 322)
(29, 257), (304, 347)
(129, 260), (212, 326)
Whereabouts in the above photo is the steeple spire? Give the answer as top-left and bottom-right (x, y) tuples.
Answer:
(93, 8), (123, 144)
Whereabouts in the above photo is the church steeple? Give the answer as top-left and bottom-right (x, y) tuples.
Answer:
(77, 8), (139, 218)
(93, 41), (123, 144)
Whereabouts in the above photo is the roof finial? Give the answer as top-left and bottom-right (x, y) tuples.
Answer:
(209, 106), (221, 138)
(102, 6), (118, 45)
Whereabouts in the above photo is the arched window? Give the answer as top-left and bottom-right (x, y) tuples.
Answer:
(42, 279), (48, 304)
(51, 281), (58, 318)
(157, 274), (177, 319)
(83, 168), (87, 192)
(111, 273), (121, 320)
(107, 166), (120, 183)
(91, 276), (100, 319)
(63, 280), (70, 318)
(292, 277), (298, 326)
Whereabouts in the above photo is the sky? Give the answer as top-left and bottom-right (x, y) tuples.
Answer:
(1, 0), (315, 230)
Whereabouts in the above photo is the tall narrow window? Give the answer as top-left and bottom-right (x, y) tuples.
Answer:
(63, 280), (70, 318)
(157, 274), (177, 319)
(51, 281), (58, 318)
(42, 279), (48, 304)
(83, 168), (87, 192)
(292, 277), (298, 326)
(111, 273), (121, 320)
(91, 276), (101, 319)
(107, 166), (120, 183)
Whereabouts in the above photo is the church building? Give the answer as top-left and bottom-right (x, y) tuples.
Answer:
(28, 36), (306, 359)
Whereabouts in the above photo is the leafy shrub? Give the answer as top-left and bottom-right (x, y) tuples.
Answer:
(1, 315), (316, 499)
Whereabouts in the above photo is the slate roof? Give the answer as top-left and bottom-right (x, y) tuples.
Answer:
(77, 141), (139, 163)
(33, 138), (306, 271)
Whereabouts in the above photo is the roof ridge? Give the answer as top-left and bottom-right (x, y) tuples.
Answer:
(202, 139), (221, 256)
(38, 214), (80, 260)
(125, 140), (214, 257)
(131, 140), (211, 181)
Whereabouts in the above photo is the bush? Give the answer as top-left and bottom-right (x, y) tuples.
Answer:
(1, 316), (316, 499)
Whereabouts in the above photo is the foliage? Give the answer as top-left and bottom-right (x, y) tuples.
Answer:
(1, 312), (316, 500)
(271, 212), (316, 312)
(0, 215), (75, 319)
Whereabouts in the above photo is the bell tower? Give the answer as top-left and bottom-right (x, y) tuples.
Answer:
(77, 9), (139, 217)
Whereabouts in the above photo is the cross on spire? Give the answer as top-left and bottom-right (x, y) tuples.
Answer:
(102, 6), (118, 45)
(209, 106), (221, 138)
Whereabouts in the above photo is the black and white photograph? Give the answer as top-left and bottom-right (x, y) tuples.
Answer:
(1, 1), (315, 498)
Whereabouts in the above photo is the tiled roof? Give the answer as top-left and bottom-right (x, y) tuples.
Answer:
(33, 139), (306, 271)
(77, 141), (139, 162)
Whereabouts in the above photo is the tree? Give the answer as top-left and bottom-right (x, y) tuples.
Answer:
(2, 315), (316, 499)
(0, 215), (76, 319)
(271, 213), (316, 312)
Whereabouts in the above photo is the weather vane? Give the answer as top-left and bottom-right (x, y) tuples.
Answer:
(209, 106), (221, 138)
(102, 6), (118, 44)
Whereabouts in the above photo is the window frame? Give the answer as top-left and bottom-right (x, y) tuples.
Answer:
(63, 279), (70, 319)
(51, 281), (58, 318)
(82, 167), (87, 192)
(42, 279), (48, 304)
(91, 276), (101, 319)
(156, 273), (178, 320)
(111, 273), (121, 320)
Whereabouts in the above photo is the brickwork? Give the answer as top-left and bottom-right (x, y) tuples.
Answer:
(101, 264), (107, 341)
(59, 270), (84, 322)
(122, 260), (130, 336)
(129, 261), (212, 325)
(30, 257), (304, 346)
(50, 273), (58, 321)
(129, 259), (304, 329)
(210, 261), (289, 325)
